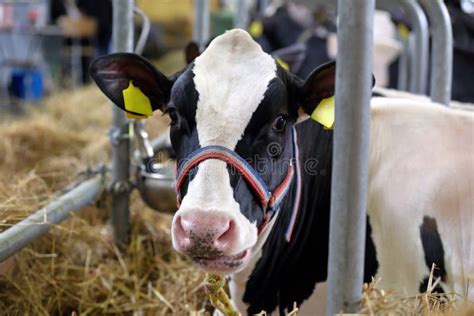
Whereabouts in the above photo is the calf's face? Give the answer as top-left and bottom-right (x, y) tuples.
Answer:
(90, 29), (335, 274)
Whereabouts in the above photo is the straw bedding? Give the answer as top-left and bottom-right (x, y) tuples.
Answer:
(0, 85), (209, 315)
(0, 69), (472, 315)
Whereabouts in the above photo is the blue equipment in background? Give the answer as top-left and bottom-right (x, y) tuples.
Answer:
(10, 67), (44, 101)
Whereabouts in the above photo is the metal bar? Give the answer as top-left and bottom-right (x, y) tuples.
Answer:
(150, 129), (172, 153)
(397, 37), (410, 91)
(326, 0), (374, 314)
(133, 7), (151, 55)
(234, 0), (248, 29)
(375, 0), (410, 91)
(70, 38), (83, 87)
(134, 121), (155, 159)
(193, 0), (210, 49)
(111, 0), (134, 247)
(0, 176), (104, 263)
(375, 0), (428, 94)
(402, 0), (429, 94)
(419, 0), (453, 105)
(258, 0), (270, 16)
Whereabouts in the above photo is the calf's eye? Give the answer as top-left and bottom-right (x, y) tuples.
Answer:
(272, 115), (287, 133)
(167, 108), (179, 124)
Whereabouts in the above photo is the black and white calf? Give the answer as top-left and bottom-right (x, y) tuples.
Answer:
(90, 30), (474, 315)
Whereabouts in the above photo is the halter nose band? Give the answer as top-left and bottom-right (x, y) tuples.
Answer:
(176, 147), (275, 209)
(175, 127), (301, 240)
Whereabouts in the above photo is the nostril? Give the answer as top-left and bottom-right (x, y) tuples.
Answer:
(215, 220), (235, 247)
(179, 215), (195, 235)
(174, 215), (188, 238)
(173, 215), (191, 251)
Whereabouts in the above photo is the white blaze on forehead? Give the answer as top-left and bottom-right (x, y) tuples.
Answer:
(193, 29), (277, 149)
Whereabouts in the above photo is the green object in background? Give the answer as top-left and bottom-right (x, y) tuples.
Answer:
(211, 9), (234, 38)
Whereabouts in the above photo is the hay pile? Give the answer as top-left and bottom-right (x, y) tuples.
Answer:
(0, 83), (208, 315)
(360, 273), (473, 315)
(0, 87), (110, 229)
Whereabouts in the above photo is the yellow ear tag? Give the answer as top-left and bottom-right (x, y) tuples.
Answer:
(275, 57), (289, 71)
(122, 80), (153, 119)
(126, 112), (149, 119)
(310, 96), (335, 129)
(397, 23), (410, 40)
(248, 20), (263, 38)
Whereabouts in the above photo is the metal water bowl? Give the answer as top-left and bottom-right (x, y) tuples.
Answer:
(136, 159), (177, 213)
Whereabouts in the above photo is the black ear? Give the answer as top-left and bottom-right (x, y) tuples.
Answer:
(89, 53), (173, 115)
(298, 61), (337, 115)
(297, 61), (376, 115)
(185, 42), (201, 64)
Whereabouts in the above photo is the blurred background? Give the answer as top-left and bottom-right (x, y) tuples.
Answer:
(0, 0), (473, 115)
(0, 0), (197, 113)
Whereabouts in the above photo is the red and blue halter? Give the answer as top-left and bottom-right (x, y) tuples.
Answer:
(175, 127), (302, 242)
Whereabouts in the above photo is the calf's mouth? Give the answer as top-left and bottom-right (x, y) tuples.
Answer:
(190, 249), (251, 273)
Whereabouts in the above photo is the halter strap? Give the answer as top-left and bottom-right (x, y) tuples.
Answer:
(176, 146), (273, 209)
(285, 128), (302, 241)
(175, 127), (302, 240)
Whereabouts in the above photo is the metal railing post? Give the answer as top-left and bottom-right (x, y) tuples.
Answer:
(419, 0), (453, 105)
(376, 0), (428, 94)
(402, 0), (429, 94)
(111, 0), (134, 247)
(234, 0), (248, 29)
(134, 7), (151, 55)
(375, 0), (410, 91)
(193, 0), (210, 49)
(326, 0), (375, 314)
(397, 37), (410, 91)
(258, 0), (270, 15)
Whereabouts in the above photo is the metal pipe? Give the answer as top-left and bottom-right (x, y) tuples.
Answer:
(134, 121), (155, 159)
(0, 176), (104, 263)
(419, 0), (453, 105)
(402, 0), (429, 94)
(133, 6), (151, 55)
(258, 0), (270, 16)
(193, 0), (210, 49)
(234, 0), (248, 29)
(111, 0), (134, 247)
(375, 0), (410, 91)
(150, 128), (172, 153)
(324, 0), (428, 94)
(397, 37), (410, 91)
(326, 0), (374, 314)
(70, 38), (83, 87)
(375, 0), (428, 94)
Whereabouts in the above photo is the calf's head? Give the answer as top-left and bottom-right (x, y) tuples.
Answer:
(90, 29), (335, 273)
